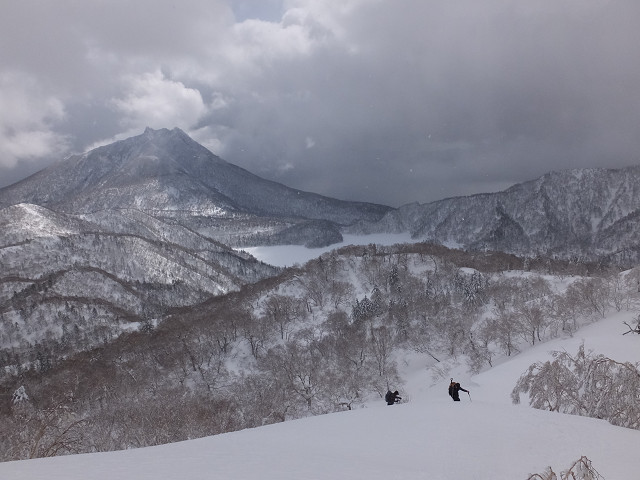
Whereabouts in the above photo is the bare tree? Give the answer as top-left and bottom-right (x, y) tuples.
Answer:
(9, 396), (87, 459)
(259, 338), (329, 415)
(565, 278), (611, 318)
(605, 271), (629, 312)
(546, 293), (580, 336)
(489, 302), (519, 357)
(622, 314), (640, 335)
(516, 298), (549, 346)
(431, 305), (472, 358)
(467, 318), (495, 373)
(327, 280), (354, 310)
(263, 294), (301, 340)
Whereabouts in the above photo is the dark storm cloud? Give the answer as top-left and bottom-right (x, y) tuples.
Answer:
(1, 0), (639, 207)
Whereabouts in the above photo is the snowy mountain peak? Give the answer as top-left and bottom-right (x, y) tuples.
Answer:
(0, 128), (392, 233)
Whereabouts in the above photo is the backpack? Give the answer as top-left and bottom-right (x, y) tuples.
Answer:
(448, 382), (456, 397)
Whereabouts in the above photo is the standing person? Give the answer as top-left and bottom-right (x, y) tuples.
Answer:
(448, 378), (469, 401)
(385, 390), (402, 405)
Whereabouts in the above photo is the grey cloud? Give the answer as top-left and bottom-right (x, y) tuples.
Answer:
(1, 0), (639, 207)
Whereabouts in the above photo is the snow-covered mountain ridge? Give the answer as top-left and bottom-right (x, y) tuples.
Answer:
(0, 201), (278, 359)
(348, 165), (640, 265)
(0, 128), (393, 371)
(0, 127), (392, 247)
(2, 127), (640, 261)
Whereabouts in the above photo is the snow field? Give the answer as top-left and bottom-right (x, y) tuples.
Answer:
(2, 311), (640, 479)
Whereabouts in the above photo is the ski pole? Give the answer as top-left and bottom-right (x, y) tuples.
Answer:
(467, 391), (472, 402)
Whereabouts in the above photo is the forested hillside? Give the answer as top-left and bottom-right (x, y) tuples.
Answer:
(2, 242), (636, 460)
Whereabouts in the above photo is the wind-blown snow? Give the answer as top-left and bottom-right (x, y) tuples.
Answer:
(242, 233), (414, 267)
(1, 312), (639, 479)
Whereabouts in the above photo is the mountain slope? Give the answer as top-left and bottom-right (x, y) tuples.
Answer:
(348, 166), (640, 264)
(0, 203), (278, 359)
(3, 127), (640, 259)
(1, 314), (638, 479)
(0, 127), (392, 227)
(0, 128), (395, 366)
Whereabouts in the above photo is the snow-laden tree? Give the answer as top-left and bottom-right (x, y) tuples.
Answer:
(525, 456), (603, 480)
(11, 385), (29, 404)
(512, 344), (640, 429)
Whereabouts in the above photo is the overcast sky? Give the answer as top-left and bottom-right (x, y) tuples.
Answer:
(1, 0), (639, 207)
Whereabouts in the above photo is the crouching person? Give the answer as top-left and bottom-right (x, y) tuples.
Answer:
(385, 390), (402, 405)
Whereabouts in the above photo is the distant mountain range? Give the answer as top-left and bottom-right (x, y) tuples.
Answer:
(347, 166), (640, 265)
(2, 127), (640, 360)
(3, 127), (640, 267)
(0, 127), (392, 248)
(0, 128), (393, 358)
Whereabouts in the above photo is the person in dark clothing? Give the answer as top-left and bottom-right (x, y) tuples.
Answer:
(448, 378), (469, 401)
(385, 390), (402, 405)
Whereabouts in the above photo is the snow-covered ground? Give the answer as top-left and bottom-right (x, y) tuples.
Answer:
(242, 233), (414, 267)
(2, 311), (639, 479)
